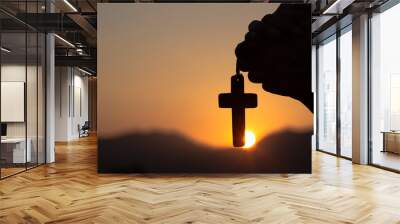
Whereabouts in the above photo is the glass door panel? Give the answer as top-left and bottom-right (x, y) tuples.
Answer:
(339, 28), (352, 158)
(38, 33), (46, 165)
(370, 4), (400, 171)
(317, 36), (337, 154)
(1, 31), (28, 177)
(27, 31), (38, 169)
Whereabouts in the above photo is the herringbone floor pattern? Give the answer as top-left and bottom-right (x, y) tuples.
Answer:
(1, 136), (400, 223)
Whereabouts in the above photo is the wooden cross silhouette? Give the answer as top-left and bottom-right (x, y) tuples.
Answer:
(219, 73), (257, 147)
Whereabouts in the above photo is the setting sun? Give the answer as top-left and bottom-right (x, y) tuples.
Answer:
(243, 130), (256, 148)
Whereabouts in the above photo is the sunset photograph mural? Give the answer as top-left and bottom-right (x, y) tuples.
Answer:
(97, 3), (312, 173)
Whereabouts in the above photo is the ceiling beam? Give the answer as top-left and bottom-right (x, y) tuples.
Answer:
(55, 55), (96, 71)
(67, 13), (97, 44)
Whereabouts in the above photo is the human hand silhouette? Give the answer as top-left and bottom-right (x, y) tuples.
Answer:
(235, 4), (313, 112)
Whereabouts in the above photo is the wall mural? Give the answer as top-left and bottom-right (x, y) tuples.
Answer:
(98, 3), (312, 173)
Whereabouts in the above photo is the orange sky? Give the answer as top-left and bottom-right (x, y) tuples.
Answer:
(98, 3), (313, 147)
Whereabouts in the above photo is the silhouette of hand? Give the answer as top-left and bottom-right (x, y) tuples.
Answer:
(235, 4), (313, 112)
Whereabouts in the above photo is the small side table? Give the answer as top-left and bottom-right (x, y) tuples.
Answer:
(381, 131), (400, 154)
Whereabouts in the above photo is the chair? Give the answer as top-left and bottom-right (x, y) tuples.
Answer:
(79, 121), (90, 138)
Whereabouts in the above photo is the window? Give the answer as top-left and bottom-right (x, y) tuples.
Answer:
(316, 25), (353, 159)
(370, 2), (400, 171)
(339, 27), (352, 158)
(317, 35), (337, 154)
(0, 2), (46, 179)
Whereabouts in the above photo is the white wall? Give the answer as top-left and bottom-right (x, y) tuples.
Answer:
(55, 67), (89, 141)
(55, 67), (70, 141)
(1, 65), (37, 138)
(1, 63), (47, 164)
(72, 73), (89, 138)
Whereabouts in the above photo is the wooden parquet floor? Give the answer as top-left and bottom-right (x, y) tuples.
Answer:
(1, 135), (400, 224)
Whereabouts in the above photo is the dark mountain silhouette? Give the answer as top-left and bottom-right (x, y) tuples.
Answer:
(98, 129), (312, 173)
